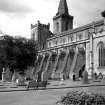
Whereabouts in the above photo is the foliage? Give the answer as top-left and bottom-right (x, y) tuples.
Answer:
(0, 35), (38, 73)
(56, 90), (105, 105)
(101, 11), (105, 17)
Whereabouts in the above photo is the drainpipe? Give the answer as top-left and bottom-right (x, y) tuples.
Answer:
(90, 22), (96, 79)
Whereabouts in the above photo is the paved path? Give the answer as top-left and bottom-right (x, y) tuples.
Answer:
(0, 79), (105, 92)
(0, 80), (105, 105)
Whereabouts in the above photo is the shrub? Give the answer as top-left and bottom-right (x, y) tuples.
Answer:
(56, 90), (105, 105)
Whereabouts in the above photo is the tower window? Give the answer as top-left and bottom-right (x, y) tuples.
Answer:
(56, 22), (59, 32)
(65, 22), (69, 31)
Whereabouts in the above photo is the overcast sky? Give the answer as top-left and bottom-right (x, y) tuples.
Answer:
(0, 0), (105, 38)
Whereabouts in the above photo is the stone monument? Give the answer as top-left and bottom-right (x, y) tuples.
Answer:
(2, 68), (6, 82)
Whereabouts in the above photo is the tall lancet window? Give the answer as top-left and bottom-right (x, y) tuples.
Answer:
(65, 22), (69, 31)
(98, 42), (105, 67)
(56, 22), (59, 32)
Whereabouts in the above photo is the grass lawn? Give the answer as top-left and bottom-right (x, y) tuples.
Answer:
(0, 85), (105, 105)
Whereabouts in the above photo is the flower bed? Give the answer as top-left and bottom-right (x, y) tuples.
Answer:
(56, 90), (105, 105)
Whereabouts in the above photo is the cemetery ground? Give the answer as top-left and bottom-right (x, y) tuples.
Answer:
(0, 80), (105, 105)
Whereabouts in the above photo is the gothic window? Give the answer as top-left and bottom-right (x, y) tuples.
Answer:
(71, 35), (73, 42)
(79, 34), (82, 40)
(43, 44), (44, 49)
(53, 39), (57, 46)
(60, 38), (62, 44)
(56, 22), (59, 32)
(98, 42), (105, 67)
(96, 25), (104, 33)
(32, 32), (35, 40)
(55, 40), (57, 45)
(68, 35), (71, 43)
(48, 42), (51, 47)
(85, 30), (89, 39)
(65, 22), (69, 31)
(62, 37), (66, 44)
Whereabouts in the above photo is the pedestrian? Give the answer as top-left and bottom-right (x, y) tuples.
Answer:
(73, 74), (75, 81)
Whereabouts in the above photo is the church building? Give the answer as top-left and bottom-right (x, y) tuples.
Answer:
(31, 0), (105, 81)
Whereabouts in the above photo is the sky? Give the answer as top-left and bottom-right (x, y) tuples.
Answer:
(0, 0), (105, 38)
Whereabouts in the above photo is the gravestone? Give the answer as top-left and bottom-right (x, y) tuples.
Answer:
(93, 72), (98, 80)
(33, 73), (38, 81)
(98, 72), (103, 80)
(16, 76), (25, 86)
(2, 68), (6, 81)
(12, 71), (20, 82)
(82, 70), (88, 84)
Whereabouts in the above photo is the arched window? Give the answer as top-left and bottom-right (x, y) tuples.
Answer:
(65, 22), (69, 31)
(98, 42), (105, 66)
(56, 22), (59, 32)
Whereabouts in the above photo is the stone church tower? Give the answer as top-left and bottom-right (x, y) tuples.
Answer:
(31, 21), (52, 50)
(53, 0), (73, 34)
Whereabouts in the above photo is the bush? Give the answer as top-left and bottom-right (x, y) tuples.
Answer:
(56, 90), (105, 105)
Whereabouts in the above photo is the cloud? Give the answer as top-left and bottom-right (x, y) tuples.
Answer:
(67, 0), (105, 27)
(0, 0), (34, 14)
(0, 0), (105, 38)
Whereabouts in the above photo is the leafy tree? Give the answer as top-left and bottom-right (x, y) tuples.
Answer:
(0, 35), (38, 74)
(101, 10), (105, 17)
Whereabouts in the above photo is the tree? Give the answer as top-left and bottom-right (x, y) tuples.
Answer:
(0, 35), (38, 74)
(101, 10), (105, 18)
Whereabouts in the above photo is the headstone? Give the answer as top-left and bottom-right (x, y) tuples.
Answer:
(51, 71), (55, 79)
(16, 79), (20, 84)
(93, 72), (98, 80)
(98, 72), (103, 80)
(12, 71), (19, 82)
(2, 68), (6, 81)
(33, 73), (38, 81)
(82, 70), (88, 84)
(60, 73), (63, 80)
(59, 77), (65, 85)
(59, 73), (64, 85)
(16, 75), (26, 86)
